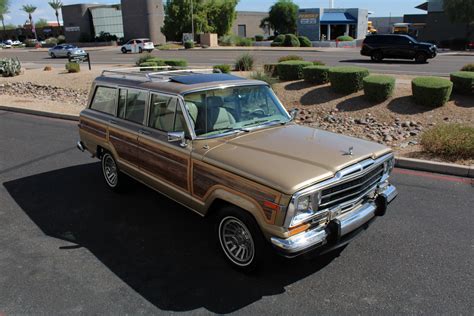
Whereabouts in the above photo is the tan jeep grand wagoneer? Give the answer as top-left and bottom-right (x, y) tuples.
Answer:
(77, 68), (398, 272)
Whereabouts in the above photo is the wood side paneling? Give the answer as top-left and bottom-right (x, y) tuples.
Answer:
(79, 119), (106, 139)
(109, 129), (138, 165)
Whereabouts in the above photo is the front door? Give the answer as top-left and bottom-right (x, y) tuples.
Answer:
(137, 93), (191, 192)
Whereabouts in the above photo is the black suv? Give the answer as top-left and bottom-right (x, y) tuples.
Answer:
(361, 34), (437, 63)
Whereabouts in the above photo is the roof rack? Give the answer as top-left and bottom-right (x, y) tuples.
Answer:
(101, 67), (217, 82)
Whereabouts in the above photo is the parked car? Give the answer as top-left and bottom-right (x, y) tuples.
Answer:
(0, 41), (12, 49)
(48, 44), (87, 58)
(121, 38), (154, 53)
(77, 68), (398, 272)
(361, 34), (437, 63)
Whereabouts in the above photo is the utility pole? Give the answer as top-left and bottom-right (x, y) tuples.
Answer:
(191, 0), (194, 40)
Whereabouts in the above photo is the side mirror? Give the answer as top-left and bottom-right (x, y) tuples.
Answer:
(289, 108), (298, 121)
(168, 131), (187, 148)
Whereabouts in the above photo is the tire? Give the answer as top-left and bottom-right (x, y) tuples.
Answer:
(215, 206), (265, 273)
(415, 52), (427, 63)
(139, 47), (143, 54)
(371, 51), (383, 62)
(50, 53), (56, 58)
(101, 152), (126, 192)
(121, 47), (127, 54)
(67, 52), (71, 58)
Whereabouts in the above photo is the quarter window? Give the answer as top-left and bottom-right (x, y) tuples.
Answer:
(148, 94), (185, 132)
(118, 89), (147, 124)
(90, 86), (117, 115)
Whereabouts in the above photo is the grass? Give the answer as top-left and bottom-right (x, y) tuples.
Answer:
(155, 43), (183, 50)
(421, 124), (474, 160)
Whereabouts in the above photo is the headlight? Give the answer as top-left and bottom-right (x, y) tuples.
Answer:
(290, 191), (322, 227)
(383, 156), (395, 175)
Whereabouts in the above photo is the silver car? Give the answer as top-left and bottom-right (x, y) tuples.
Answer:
(48, 44), (86, 58)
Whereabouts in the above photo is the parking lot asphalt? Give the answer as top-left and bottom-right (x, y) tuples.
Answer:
(0, 110), (473, 315)
(1, 47), (473, 76)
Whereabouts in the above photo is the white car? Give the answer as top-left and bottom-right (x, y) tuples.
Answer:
(121, 38), (154, 53)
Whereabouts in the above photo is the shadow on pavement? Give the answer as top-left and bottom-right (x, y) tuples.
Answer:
(3, 162), (342, 313)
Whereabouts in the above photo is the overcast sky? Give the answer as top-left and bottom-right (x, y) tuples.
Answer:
(4, 0), (425, 25)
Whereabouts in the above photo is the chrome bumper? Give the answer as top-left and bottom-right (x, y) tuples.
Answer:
(76, 141), (85, 152)
(271, 184), (398, 255)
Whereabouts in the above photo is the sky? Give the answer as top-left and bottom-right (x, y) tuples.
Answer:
(4, 0), (426, 26)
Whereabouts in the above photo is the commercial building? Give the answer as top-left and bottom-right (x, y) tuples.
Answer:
(233, 11), (270, 38)
(297, 8), (369, 41)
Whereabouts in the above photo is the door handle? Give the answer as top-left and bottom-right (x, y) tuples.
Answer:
(108, 119), (117, 125)
(138, 129), (150, 135)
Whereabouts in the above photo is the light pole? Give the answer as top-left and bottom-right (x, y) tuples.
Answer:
(191, 0), (194, 41)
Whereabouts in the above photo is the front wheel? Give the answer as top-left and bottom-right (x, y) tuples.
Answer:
(415, 52), (427, 63)
(215, 206), (265, 273)
(371, 51), (383, 62)
(101, 152), (126, 192)
(138, 47), (143, 54)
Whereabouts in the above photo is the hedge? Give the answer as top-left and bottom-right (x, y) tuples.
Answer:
(163, 59), (188, 67)
(213, 64), (231, 74)
(363, 75), (396, 102)
(412, 77), (453, 107)
(255, 34), (264, 42)
(298, 36), (312, 47)
(421, 124), (474, 160)
(263, 63), (279, 77)
(184, 41), (194, 49)
(277, 60), (313, 81)
(302, 66), (331, 85)
(450, 71), (474, 95)
(273, 34), (285, 43)
(282, 34), (300, 47)
(336, 35), (354, 42)
(278, 55), (303, 62)
(328, 66), (370, 94)
(139, 62), (162, 71)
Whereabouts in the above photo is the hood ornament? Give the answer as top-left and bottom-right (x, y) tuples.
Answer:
(343, 146), (354, 156)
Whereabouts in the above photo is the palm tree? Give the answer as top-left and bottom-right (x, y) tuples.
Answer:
(21, 4), (37, 40)
(0, 0), (10, 40)
(48, 0), (63, 35)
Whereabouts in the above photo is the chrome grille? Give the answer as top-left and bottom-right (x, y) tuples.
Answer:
(320, 164), (384, 210)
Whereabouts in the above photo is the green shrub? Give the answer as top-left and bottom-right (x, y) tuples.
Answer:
(235, 37), (254, 47)
(273, 34), (285, 43)
(0, 57), (22, 77)
(45, 37), (58, 45)
(450, 71), (474, 94)
(57, 35), (66, 44)
(255, 34), (264, 42)
(136, 54), (154, 66)
(219, 34), (235, 46)
(184, 41), (194, 49)
(270, 42), (282, 47)
(362, 75), (396, 102)
(65, 62), (80, 73)
(282, 34), (300, 47)
(278, 55), (303, 63)
(313, 60), (325, 66)
(139, 61), (161, 71)
(277, 60), (313, 81)
(147, 58), (166, 66)
(302, 65), (331, 85)
(219, 35), (253, 47)
(336, 35), (354, 42)
(328, 66), (370, 94)
(234, 53), (254, 71)
(421, 124), (474, 160)
(213, 64), (231, 74)
(250, 71), (278, 87)
(460, 63), (474, 72)
(298, 36), (312, 47)
(163, 59), (188, 67)
(263, 63), (279, 77)
(412, 77), (453, 107)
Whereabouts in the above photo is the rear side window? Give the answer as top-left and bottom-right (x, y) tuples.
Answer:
(90, 86), (117, 115)
(148, 94), (185, 132)
(118, 89), (147, 124)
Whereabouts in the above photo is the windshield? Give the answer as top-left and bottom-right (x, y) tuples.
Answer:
(183, 85), (290, 137)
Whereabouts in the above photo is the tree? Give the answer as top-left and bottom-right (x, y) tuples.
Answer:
(260, 0), (299, 35)
(204, 0), (238, 36)
(0, 0), (10, 39)
(48, 0), (63, 34)
(35, 18), (49, 29)
(21, 4), (37, 40)
(443, 0), (474, 38)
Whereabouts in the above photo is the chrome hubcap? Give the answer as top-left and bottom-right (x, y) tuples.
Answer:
(219, 217), (254, 266)
(103, 154), (118, 187)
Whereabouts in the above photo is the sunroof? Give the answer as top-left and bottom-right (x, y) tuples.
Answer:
(170, 73), (242, 85)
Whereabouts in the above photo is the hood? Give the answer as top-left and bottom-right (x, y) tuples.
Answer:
(202, 124), (391, 194)
(417, 41), (435, 47)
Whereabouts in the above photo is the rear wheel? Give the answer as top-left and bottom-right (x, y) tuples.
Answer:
(101, 152), (126, 192)
(50, 53), (56, 58)
(139, 47), (143, 54)
(215, 206), (265, 273)
(371, 51), (383, 62)
(415, 52), (427, 63)
(121, 47), (127, 54)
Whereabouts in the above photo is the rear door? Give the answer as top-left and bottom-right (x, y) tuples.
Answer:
(391, 36), (413, 59)
(109, 87), (148, 167)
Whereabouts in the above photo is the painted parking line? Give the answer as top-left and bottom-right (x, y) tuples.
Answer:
(393, 168), (472, 184)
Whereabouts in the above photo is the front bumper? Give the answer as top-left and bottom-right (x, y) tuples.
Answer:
(271, 184), (397, 257)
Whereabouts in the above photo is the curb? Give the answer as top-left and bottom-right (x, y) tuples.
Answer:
(395, 157), (473, 178)
(0, 106), (79, 121)
(0, 107), (472, 178)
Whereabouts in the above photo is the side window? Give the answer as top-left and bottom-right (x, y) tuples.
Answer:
(148, 94), (185, 132)
(118, 89), (147, 124)
(90, 86), (117, 115)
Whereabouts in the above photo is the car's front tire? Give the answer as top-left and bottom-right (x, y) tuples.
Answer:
(101, 152), (126, 192)
(371, 50), (383, 62)
(139, 47), (143, 54)
(415, 52), (428, 63)
(215, 206), (265, 273)
(50, 53), (56, 58)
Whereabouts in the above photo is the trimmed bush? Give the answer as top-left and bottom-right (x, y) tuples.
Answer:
(270, 42), (282, 47)
(234, 53), (254, 71)
(298, 36), (312, 47)
(461, 63), (474, 72)
(313, 60), (325, 66)
(412, 77), (453, 107)
(263, 63), (279, 77)
(336, 35), (354, 42)
(302, 65), (331, 85)
(250, 71), (278, 87)
(328, 66), (370, 94)
(136, 54), (154, 66)
(363, 75), (396, 102)
(273, 34), (285, 43)
(278, 55), (303, 63)
(184, 41), (194, 49)
(282, 34), (300, 47)
(277, 60), (313, 81)
(65, 62), (80, 73)
(450, 71), (474, 95)
(219, 34), (235, 46)
(255, 34), (264, 42)
(421, 124), (474, 160)
(163, 59), (188, 67)
(235, 37), (254, 47)
(213, 64), (231, 74)
(57, 35), (66, 44)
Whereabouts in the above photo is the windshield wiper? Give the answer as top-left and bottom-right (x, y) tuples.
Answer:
(242, 119), (288, 129)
